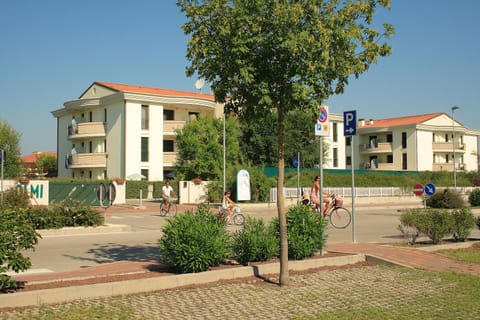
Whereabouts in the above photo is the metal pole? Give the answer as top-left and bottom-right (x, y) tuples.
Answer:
(452, 106), (459, 191)
(351, 136), (356, 243)
(223, 112), (226, 196)
(1, 149), (3, 206)
(319, 137), (323, 209)
(297, 151), (300, 202)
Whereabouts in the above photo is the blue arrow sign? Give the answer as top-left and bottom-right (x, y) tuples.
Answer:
(424, 183), (436, 196)
(343, 111), (357, 136)
(292, 155), (299, 168)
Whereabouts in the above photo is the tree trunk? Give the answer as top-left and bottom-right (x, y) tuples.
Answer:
(277, 105), (289, 286)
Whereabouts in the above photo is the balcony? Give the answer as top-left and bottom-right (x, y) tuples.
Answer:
(68, 122), (106, 140)
(163, 121), (185, 136)
(432, 142), (465, 153)
(163, 152), (178, 166)
(359, 142), (393, 154)
(432, 163), (466, 172)
(67, 153), (107, 168)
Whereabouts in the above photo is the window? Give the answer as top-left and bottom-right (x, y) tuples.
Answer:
(141, 137), (149, 162)
(333, 148), (338, 167)
(163, 140), (174, 152)
(188, 112), (199, 122)
(89, 112), (93, 122)
(402, 132), (407, 148)
(333, 123), (338, 142)
(141, 105), (149, 130)
(345, 137), (351, 146)
(163, 109), (174, 120)
(402, 153), (407, 170)
(387, 154), (393, 163)
(141, 169), (149, 180)
(386, 133), (393, 143)
(346, 156), (351, 166)
(104, 109), (107, 122)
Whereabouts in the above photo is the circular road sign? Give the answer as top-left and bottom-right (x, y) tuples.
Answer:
(424, 183), (436, 196)
(318, 106), (328, 123)
(413, 183), (424, 196)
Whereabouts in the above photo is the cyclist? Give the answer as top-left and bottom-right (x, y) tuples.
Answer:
(162, 181), (176, 208)
(310, 176), (331, 216)
(222, 191), (235, 219)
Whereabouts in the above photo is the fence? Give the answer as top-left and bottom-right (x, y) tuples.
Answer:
(269, 186), (478, 203)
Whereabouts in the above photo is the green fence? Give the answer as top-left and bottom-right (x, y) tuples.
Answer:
(49, 182), (104, 206)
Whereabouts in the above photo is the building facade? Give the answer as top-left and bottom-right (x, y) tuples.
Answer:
(347, 112), (479, 172)
(51, 81), (220, 181)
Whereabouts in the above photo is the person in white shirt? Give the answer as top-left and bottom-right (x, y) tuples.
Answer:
(162, 181), (176, 207)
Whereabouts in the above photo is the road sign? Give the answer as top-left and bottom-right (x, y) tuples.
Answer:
(424, 183), (436, 196)
(292, 155), (299, 168)
(0, 149), (4, 163)
(315, 106), (330, 136)
(97, 183), (107, 205)
(413, 183), (424, 196)
(343, 111), (357, 136)
(108, 183), (116, 205)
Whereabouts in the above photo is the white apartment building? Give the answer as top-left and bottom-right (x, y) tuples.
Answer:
(52, 81), (220, 181)
(347, 112), (480, 172)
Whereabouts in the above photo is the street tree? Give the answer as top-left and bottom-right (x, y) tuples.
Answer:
(177, 0), (394, 285)
(36, 154), (58, 177)
(0, 119), (22, 178)
(175, 115), (242, 181)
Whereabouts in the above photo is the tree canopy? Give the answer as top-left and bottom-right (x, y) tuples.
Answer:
(177, 0), (394, 285)
(0, 119), (22, 178)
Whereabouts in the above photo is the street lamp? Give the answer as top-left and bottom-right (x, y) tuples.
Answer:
(451, 105), (460, 191)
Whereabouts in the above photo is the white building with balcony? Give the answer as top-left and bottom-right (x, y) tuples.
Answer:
(351, 112), (479, 172)
(51, 81), (220, 181)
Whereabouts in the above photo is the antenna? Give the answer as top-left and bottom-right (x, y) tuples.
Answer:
(194, 79), (205, 93)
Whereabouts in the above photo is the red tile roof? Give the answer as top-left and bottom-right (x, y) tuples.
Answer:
(360, 112), (445, 128)
(21, 152), (57, 165)
(95, 81), (215, 100)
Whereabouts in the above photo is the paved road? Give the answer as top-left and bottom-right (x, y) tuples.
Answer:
(23, 201), (480, 274)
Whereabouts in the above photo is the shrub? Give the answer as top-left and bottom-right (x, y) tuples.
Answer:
(476, 216), (480, 230)
(451, 207), (475, 242)
(25, 205), (64, 229)
(468, 189), (480, 206)
(57, 200), (104, 227)
(1, 187), (31, 209)
(231, 217), (278, 265)
(158, 207), (230, 273)
(398, 210), (422, 244)
(415, 209), (455, 244)
(0, 207), (39, 291)
(426, 188), (465, 209)
(271, 204), (327, 260)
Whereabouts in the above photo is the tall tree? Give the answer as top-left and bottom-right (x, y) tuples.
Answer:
(0, 119), (22, 178)
(177, 0), (394, 285)
(175, 115), (242, 180)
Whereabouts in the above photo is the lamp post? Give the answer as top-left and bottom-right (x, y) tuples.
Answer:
(451, 105), (459, 191)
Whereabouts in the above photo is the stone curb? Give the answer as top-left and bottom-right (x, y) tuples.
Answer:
(37, 224), (131, 237)
(0, 254), (366, 309)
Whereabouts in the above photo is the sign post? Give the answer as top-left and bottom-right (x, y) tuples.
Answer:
(344, 111), (357, 243)
(413, 183), (425, 208)
(0, 149), (3, 206)
(315, 106), (329, 214)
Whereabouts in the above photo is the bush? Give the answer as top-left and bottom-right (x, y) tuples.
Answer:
(231, 217), (278, 265)
(400, 208), (455, 244)
(476, 216), (480, 230)
(271, 204), (327, 260)
(0, 187), (31, 209)
(0, 207), (39, 291)
(57, 200), (104, 227)
(426, 188), (465, 209)
(398, 210), (422, 244)
(25, 205), (64, 229)
(451, 207), (475, 242)
(468, 189), (480, 206)
(158, 207), (231, 273)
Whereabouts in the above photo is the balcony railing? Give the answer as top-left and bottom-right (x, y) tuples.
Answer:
(359, 142), (393, 154)
(432, 142), (465, 153)
(163, 121), (185, 135)
(66, 153), (107, 168)
(163, 152), (178, 166)
(432, 163), (465, 172)
(68, 122), (106, 139)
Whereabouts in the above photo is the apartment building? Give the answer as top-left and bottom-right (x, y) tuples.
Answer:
(51, 81), (220, 181)
(347, 112), (480, 172)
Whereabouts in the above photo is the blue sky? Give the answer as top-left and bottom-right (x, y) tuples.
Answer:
(1, 1), (479, 155)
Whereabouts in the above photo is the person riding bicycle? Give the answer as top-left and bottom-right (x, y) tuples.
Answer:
(162, 181), (176, 207)
(222, 191), (235, 219)
(310, 176), (331, 216)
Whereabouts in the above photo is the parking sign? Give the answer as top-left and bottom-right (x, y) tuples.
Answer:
(343, 111), (357, 136)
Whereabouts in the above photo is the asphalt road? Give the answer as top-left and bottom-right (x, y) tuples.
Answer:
(22, 202), (480, 274)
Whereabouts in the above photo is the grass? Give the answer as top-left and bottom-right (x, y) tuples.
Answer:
(437, 244), (480, 264)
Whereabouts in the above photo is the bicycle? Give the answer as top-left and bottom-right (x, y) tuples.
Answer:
(160, 197), (178, 217)
(218, 205), (245, 225)
(308, 194), (351, 229)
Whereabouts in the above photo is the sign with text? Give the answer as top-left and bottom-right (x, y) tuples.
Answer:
(343, 110), (357, 136)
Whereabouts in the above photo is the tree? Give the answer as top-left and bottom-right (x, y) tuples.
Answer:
(36, 154), (58, 177)
(177, 0), (394, 285)
(0, 119), (22, 178)
(175, 115), (242, 180)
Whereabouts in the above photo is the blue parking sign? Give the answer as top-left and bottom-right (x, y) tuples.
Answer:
(343, 111), (357, 136)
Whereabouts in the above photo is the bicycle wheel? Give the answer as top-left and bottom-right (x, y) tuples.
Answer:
(232, 213), (245, 226)
(170, 204), (178, 217)
(329, 207), (352, 229)
(159, 203), (168, 216)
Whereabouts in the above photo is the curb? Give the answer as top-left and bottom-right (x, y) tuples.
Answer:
(37, 224), (131, 237)
(0, 254), (365, 309)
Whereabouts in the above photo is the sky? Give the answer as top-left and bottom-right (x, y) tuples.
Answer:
(1, 0), (479, 156)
